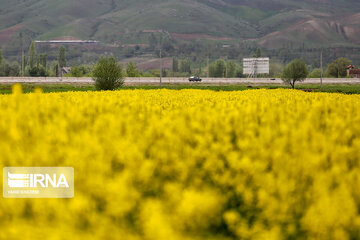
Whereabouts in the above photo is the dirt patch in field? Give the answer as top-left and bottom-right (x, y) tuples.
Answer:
(51, 36), (83, 41)
(0, 24), (24, 43)
(121, 44), (149, 48)
(142, 30), (163, 33)
(170, 33), (232, 41)
(137, 58), (173, 71)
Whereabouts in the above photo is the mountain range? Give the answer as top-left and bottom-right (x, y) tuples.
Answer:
(0, 0), (359, 50)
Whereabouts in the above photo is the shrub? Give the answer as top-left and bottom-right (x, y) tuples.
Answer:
(92, 56), (124, 90)
(308, 68), (322, 78)
(68, 66), (83, 77)
(126, 61), (140, 77)
(326, 57), (352, 78)
(27, 65), (48, 77)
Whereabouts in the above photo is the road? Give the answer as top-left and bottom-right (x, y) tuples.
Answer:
(0, 77), (359, 85)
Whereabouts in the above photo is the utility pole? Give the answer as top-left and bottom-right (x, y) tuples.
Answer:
(199, 61), (202, 77)
(22, 51), (24, 77)
(320, 49), (323, 88)
(158, 33), (163, 87)
(160, 48), (162, 87)
(207, 56), (209, 78)
(20, 32), (24, 77)
(58, 62), (62, 80)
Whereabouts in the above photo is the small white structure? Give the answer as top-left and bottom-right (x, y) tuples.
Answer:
(243, 58), (269, 78)
(61, 67), (71, 75)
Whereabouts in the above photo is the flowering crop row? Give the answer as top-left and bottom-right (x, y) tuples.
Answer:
(0, 86), (360, 239)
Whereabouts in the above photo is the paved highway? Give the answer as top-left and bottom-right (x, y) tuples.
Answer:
(0, 77), (359, 85)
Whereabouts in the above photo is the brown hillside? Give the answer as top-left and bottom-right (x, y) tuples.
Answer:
(0, 24), (24, 43)
(258, 18), (359, 48)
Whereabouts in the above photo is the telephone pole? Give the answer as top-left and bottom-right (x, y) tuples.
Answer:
(20, 32), (24, 77)
(207, 56), (209, 78)
(160, 48), (162, 87)
(320, 49), (323, 88)
(158, 33), (163, 87)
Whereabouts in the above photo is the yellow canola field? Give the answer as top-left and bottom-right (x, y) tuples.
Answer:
(0, 87), (360, 240)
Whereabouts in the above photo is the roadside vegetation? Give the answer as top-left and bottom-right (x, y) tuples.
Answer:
(1, 83), (360, 95)
(0, 44), (358, 80)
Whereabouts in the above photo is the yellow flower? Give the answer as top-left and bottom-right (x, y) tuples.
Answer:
(0, 88), (359, 239)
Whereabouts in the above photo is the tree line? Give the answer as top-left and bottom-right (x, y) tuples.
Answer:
(0, 42), (356, 79)
(0, 42), (67, 77)
(92, 56), (356, 91)
(281, 57), (354, 89)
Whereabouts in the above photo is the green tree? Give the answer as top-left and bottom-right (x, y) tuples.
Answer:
(0, 49), (4, 77)
(39, 54), (47, 68)
(0, 60), (20, 77)
(149, 33), (158, 50)
(1, 61), (20, 76)
(27, 65), (47, 77)
(279, 48), (292, 64)
(26, 45), (47, 77)
(146, 69), (161, 77)
(181, 58), (191, 74)
(172, 57), (179, 73)
(326, 57), (352, 78)
(162, 38), (174, 53)
(236, 66), (244, 78)
(269, 63), (283, 78)
(253, 48), (262, 58)
(308, 68), (322, 78)
(49, 61), (59, 77)
(79, 65), (92, 76)
(209, 62), (215, 77)
(210, 59), (226, 78)
(197, 60), (203, 77)
(126, 61), (140, 77)
(0, 49), (3, 65)
(68, 65), (92, 77)
(28, 41), (36, 69)
(58, 46), (66, 68)
(281, 59), (308, 89)
(226, 61), (236, 78)
(37, 65), (47, 77)
(21, 55), (26, 76)
(10, 62), (20, 76)
(92, 56), (124, 90)
(69, 66), (83, 77)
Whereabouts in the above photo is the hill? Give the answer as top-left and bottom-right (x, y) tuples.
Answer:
(0, 0), (359, 61)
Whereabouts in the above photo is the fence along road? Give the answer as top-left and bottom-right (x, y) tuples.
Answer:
(0, 77), (359, 84)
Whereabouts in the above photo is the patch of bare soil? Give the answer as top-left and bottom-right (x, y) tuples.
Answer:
(0, 24), (24, 43)
(170, 33), (232, 41)
(137, 58), (173, 71)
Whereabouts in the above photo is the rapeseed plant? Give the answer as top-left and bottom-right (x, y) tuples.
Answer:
(0, 87), (359, 239)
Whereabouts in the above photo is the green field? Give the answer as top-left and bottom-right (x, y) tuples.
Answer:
(1, 83), (360, 95)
